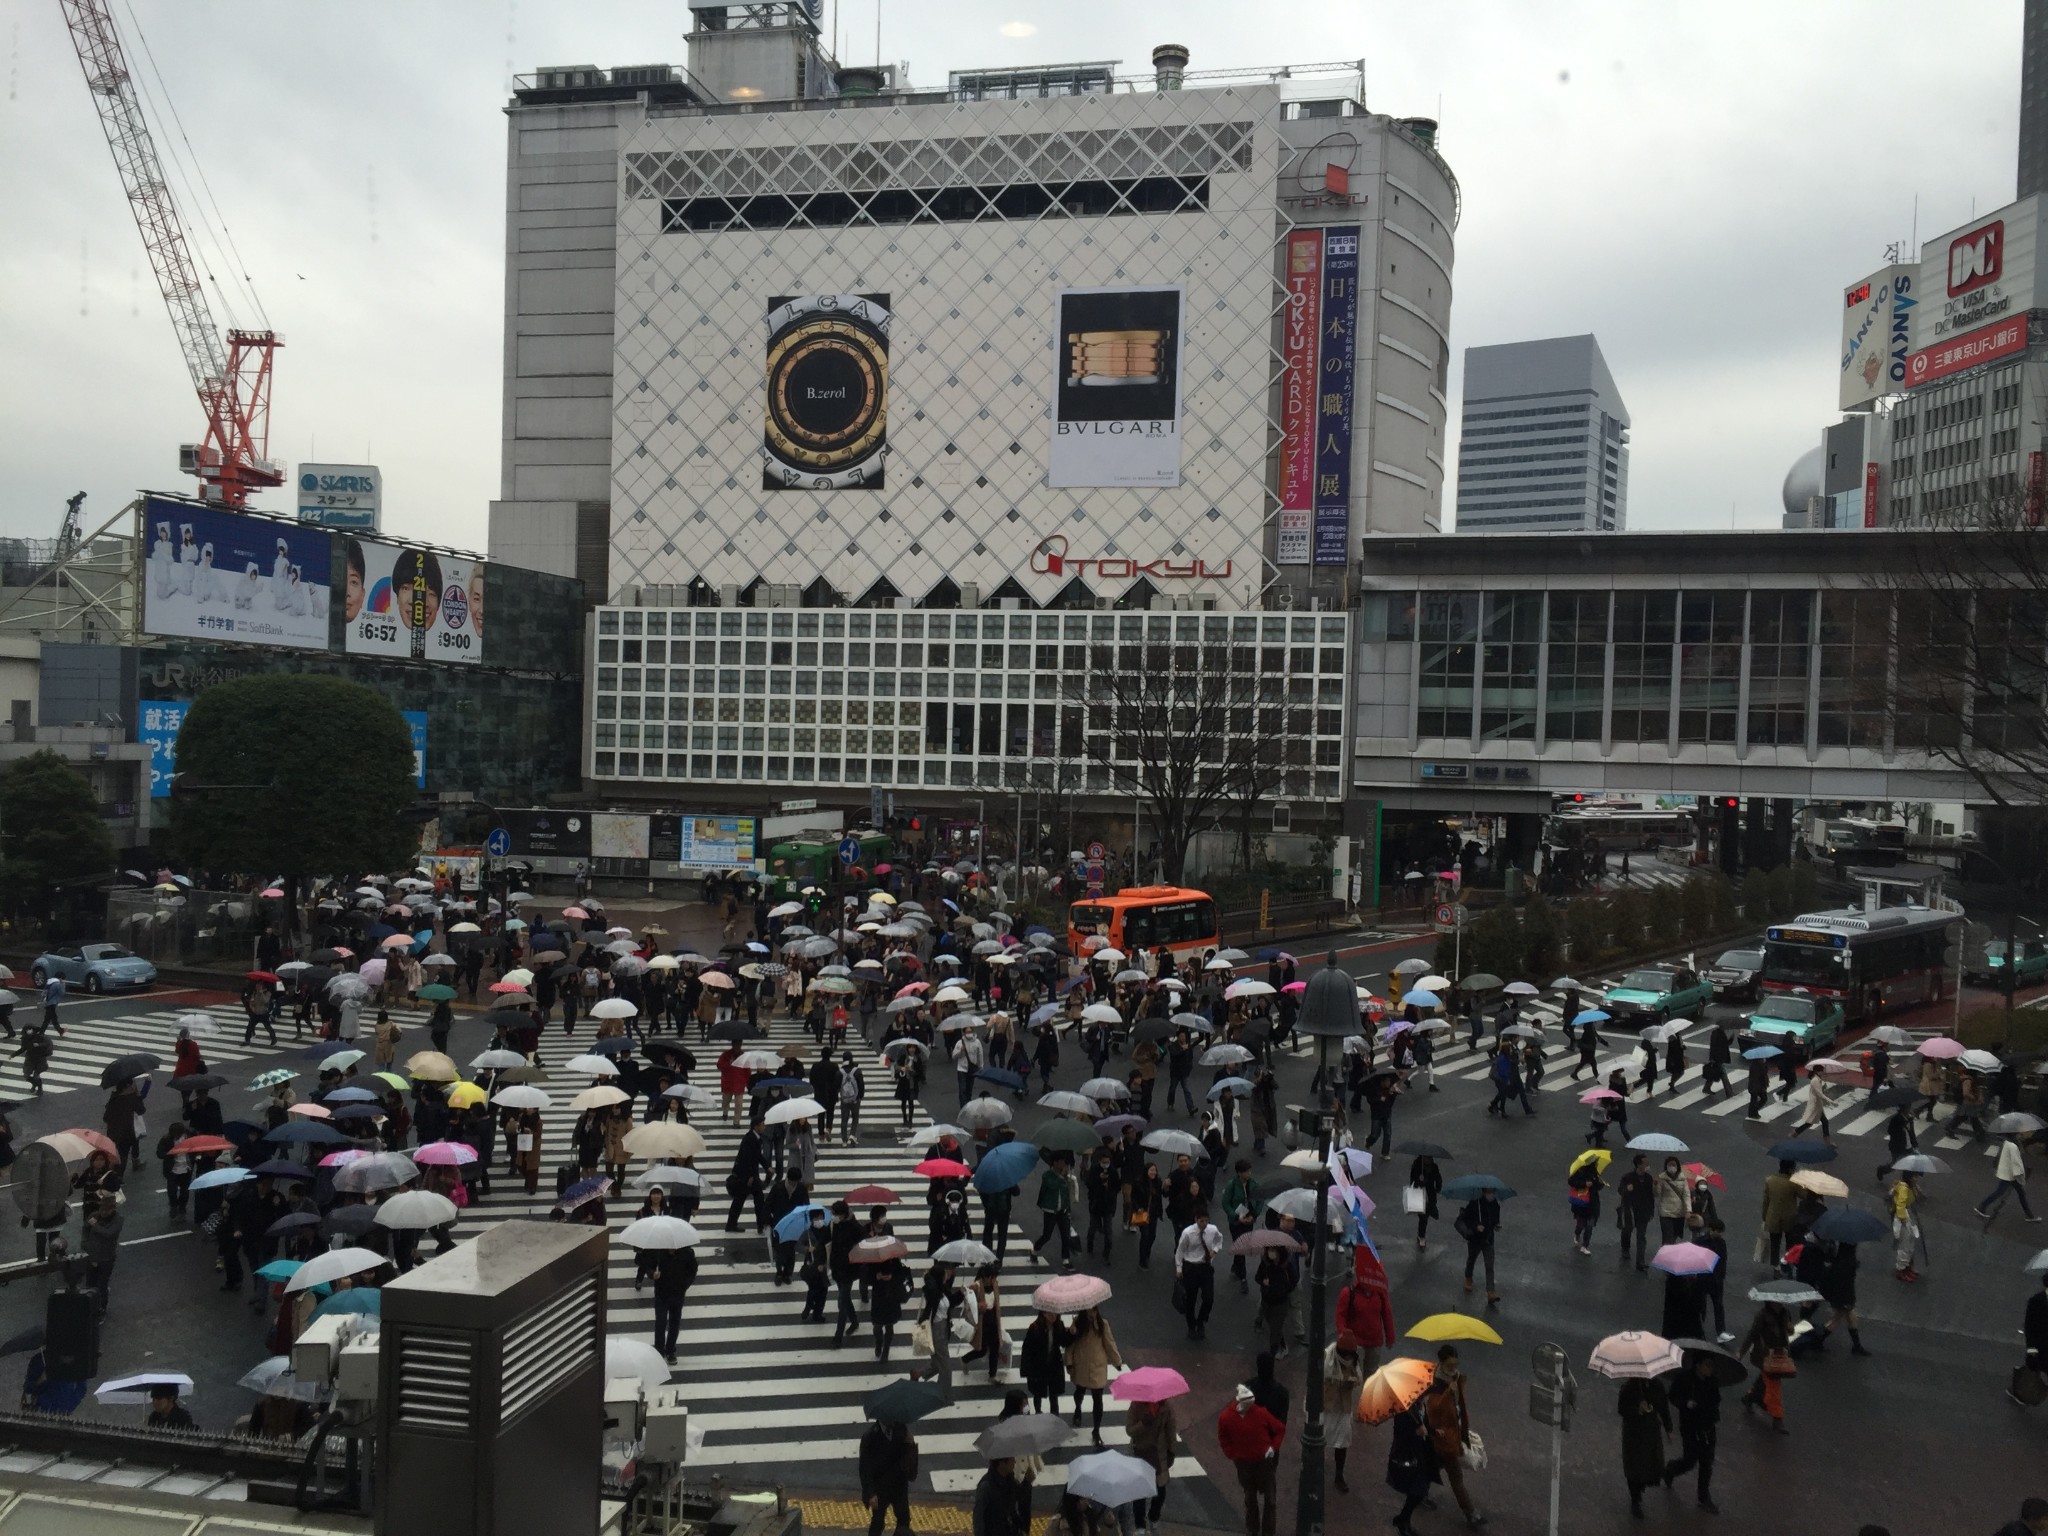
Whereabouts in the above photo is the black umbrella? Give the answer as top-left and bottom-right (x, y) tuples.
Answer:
(310, 949), (346, 965)
(168, 1073), (229, 1095)
(974, 1411), (1074, 1459)
(863, 1378), (948, 1423)
(266, 1212), (323, 1238)
(323, 1205), (379, 1239)
(1669, 1338), (1748, 1386)
(1392, 1141), (1454, 1159)
(0, 1324), (45, 1357)
(708, 1020), (758, 1043)
(221, 1118), (267, 1147)
(100, 1052), (162, 1087)
(1866, 1085), (1925, 1109)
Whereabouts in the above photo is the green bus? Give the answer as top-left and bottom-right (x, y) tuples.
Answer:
(765, 830), (895, 899)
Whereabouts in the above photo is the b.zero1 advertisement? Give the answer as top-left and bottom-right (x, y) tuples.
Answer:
(763, 293), (891, 490)
(142, 497), (332, 650)
(1049, 285), (1184, 489)
(343, 537), (484, 665)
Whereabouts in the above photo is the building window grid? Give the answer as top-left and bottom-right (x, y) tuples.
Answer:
(1478, 592), (1540, 742)
(1745, 591), (1812, 747)
(1543, 591), (1609, 742)
(1677, 591), (1744, 744)
(1609, 592), (1676, 744)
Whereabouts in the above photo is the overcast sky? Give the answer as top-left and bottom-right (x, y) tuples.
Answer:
(0, 1), (2022, 549)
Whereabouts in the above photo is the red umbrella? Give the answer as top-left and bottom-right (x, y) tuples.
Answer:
(914, 1158), (971, 1179)
(843, 1184), (901, 1205)
(896, 982), (930, 996)
(1682, 1161), (1726, 1191)
(170, 1134), (235, 1156)
(246, 970), (280, 983)
(850, 1236), (910, 1264)
(61, 1128), (120, 1160)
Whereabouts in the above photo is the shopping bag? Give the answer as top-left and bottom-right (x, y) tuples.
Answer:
(1463, 1431), (1487, 1472)
(2010, 1366), (2048, 1407)
(1761, 1348), (1797, 1379)
(910, 1319), (935, 1357)
(1403, 1186), (1428, 1216)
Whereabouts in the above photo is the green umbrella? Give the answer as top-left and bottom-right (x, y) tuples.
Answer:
(1459, 972), (1504, 992)
(1032, 1117), (1101, 1154)
(417, 984), (458, 1002)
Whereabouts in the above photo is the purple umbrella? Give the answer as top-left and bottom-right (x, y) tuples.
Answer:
(1093, 1114), (1147, 1137)
(1649, 1242), (1720, 1277)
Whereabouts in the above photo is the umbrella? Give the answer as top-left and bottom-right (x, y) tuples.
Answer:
(309, 1290), (383, 1324)
(1232, 1228), (1307, 1256)
(1356, 1358), (1436, 1424)
(773, 1203), (832, 1242)
(251, 1160), (312, 1181)
(1810, 1207), (1889, 1245)
(263, 1121), (349, 1146)
(570, 1086), (630, 1111)
(406, 1051), (461, 1082)
(1741, 1044), (1784, 1061)
(976, 1412), (1074, 1460)
(843, 1184), (900, 1206)
(631, 1166), (703, 1191)
(556, 1176), (611, 1212)
(471, 1049), (528, 1071)
(1790, 1170), (1849, 1198)
(1916, 1037), (1965, 1059)
(1035, 1118), (1102, 1155)
(285, 1247), (385, 1293)
(864, 1379), (949, 1423)
(1866, 1084), (1925, 1109)
(618, 1216), (702, 1250)
(908, 1124), (968, 1149)
(1032, 1273), (1112, 1312)
(1503, 981), (1540, 998)
(1441, 1175), (1516, 1201)
(445, 1084), (487, 1110)
(1650, 1242), (1720, 1276)
(591, 997), (639, 1020)
(606, 1339), (672, 1390)
(1038, 1089), (1099, 1114)
(169, 1134), (235, 1156)
(1110, 1366), (1191, 1403)
(1889, 1153), (1949, 1175)
(1570, 1148), (1612, 1175)
(1064, 1451), (1157, 1507)
(1626, 1133), (1690, 1154)
(933, 1239), (999, 1266)
(2024, 1249), (2048, 1276)
(1682, 1161), (1726, 1191)
(1747, 1278), (1822, 1305)
(375, 1191), (459, 1230)
(317, 1049), (367, 1072)
(1406, 1314), (1504, 1345)
(1766, 1140), (1837, 1164)
(99, 1052), (162, 1087)
(1959, 1049), (2004, 1074)
(417, 983), (458, 1002)
(974, 1142), (1041, 1193)
(1460, 972), (1504, 992)
(263, 1214), (321, 1241)
(1991, 1112), (2048, 1135)
(335, 1153), (419, 1193)
(1392, 1140), (1454, 1160)
(95, 1371), (196, 1405)
(1080, 1077), (1132, 1101)
(248, 1068), (297, 1090)
(959, 1098), (1013, 1129)
(1402, 989), (1441, 1009)
(1589, 1331), (1683, 1380)
(851, 1236), (911, 1265)
(914, 1157), (972, 1179)
(1669, 1338), (1748, 1385)
(491, 1085), (553, 1110)
(190, 1166), (254, 1192)
(623, 1123), (706, 1159)
(1574, 1008), (1611, 1026)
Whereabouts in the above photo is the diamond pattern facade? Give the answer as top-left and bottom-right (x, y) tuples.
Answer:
(607, 86), (1284, 609)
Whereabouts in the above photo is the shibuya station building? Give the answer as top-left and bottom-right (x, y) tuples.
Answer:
(488, 5), (1460, 811)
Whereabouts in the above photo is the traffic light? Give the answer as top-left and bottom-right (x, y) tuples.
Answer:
(805, 887), (826, 915)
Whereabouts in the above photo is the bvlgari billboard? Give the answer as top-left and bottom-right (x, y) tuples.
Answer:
(763, 293), (891, 489)
(1048, 285), (1184, 489)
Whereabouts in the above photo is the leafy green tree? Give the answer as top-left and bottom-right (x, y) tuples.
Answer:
(1786, 860), (1821, 915)
(1646, 882), (1684, 946)
(0, 751), (116, 922)
(1606, 888), (1647, 953)
(1563, 894), (1609, 966)
(1739, 869), (1771, 924)
(171, 676), (417, 894)
(1519, 893), (1563, 980)
(1708, 874), (1739, 934)
(1432, 927), (1460, 976)
(1763, 864), (1797, 921)
(1679, 874), (1716, 943)
(1468, 905), (1524, 982)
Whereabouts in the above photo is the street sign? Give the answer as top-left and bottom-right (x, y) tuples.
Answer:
(780, 798), (819, 814)
(838, 837), (861, 866)
(485, 828), (512, 859)
(1434, 902), (1455, 929)
(870, 786), (884, 827)
(1087, 841), (1105, 860)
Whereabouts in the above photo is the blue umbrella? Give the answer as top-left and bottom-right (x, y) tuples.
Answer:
(191, 1166), (253, 1192)
(252, 1159), (312, 1180)
(221, 1119), (267, 1147)
(773, 1202), (831, 1242)
(364, 922), (397, 942)
(1441, 1174), (1517, 1201)
(309, 1289), (383, 1321)
(254, 1259), (303, 1282)
(1403, 989), (1441, 1009)
(1766, 1140), (1837, 1164)
(263, 1120), (350, 1145)
(1573, 1009), (1611, 1026)
(1742, 1045), (1783, 1060)
(757, 1076), (809, 1090)
(1810, 1207), (1888, 1245)
(1029, 1003), (1062, 1027)
(590, 1037), (636, 1056)
(327, 1087), (381, 1103)
(1206, 1076), (1255, 1101)
(303, 1040), (347, 1059)
(975, 1067), (1026, 1091)
(331, 1103), (384, 1121)
(557, 1176), (611, 1211)
(973, 1140), (1041, 1193)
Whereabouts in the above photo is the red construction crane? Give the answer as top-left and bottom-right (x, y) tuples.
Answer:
(59, 0), (282, 507)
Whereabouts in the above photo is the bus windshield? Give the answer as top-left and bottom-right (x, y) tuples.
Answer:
(1761, 942), (1847, 988)
(1069, 904), (1112, 935)
(1120, 898), (1217, 950)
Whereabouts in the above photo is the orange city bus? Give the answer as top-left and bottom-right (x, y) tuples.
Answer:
(1067, 886), (1220, 965)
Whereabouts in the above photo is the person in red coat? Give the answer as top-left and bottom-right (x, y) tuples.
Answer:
(1216, 1383), (1286, 1536)
(716, 1047), (750, 1126)
(173, 1027), (207, 1082)
(1335, 1246), (1397, 1370)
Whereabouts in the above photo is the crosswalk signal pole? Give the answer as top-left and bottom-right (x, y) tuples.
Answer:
(1529, 1342), (1575, 1536)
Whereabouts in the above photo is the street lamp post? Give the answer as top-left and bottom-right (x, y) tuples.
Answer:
(1292, 952), (1363, 1536)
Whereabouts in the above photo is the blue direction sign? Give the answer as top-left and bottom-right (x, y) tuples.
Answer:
(485, 827), (512, 858)
(838, 837), (861, 865)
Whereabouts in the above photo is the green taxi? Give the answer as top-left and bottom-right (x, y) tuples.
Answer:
(1740, 989), (1845, 1053)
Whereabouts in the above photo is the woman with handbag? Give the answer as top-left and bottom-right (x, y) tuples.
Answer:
(960, 1264), (1002, 1382)
(1738, 1300), (1794, 1431)
(1407, 1153), (1443, 1250)
(1616, 1374), (1671, 1519)
(1020, 1309), (1071, 1414)
(1124, 1396), (1176, 1529)
(1385, 1396), (1440, 1536)
(1063, 1306), (1123, 1445)
(1654, 1156), (1689, 1245)
(870, 1255), (908, 1363)
(1322, 1330), (1369, 1492)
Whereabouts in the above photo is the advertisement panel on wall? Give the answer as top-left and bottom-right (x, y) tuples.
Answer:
(137, 699), (192, 798)
(1915, 195), (2043, 351)
(1048, 285), (1185, 489)
(296, 463), (381, 530)
(402, 711), (428, 789)
(1905, 315), (2029, 389)
(1276, 231), (1324, 565)
(494, 809), (590, 859)
(763, 293), (891, 489)
(1312, 228), (1362, 565)
(675, 814), (756, 870)
(1838, 265), (1916, 410)
(592, 812), (651, 861)
(342, 537), (484, 665)
(142, 497), (332, 649)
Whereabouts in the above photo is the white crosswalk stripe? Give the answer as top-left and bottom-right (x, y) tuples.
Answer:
(442, 1013), (1209, 1489)
(0, 1001), (431, 1101)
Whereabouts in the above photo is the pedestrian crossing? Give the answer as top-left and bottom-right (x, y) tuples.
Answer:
(447, 1014), (1208, 1496)
(1409, 1005), (2008, 1160)
(0, 999), (431, 1102)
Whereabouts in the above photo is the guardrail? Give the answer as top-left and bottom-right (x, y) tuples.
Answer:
(1220, 896), (1349, 945)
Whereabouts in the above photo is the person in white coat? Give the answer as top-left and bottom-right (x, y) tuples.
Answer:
(270, 538), (294, 609)
(1975, 1135), (2040, 1222)
(149, 521), (176, 598)
(174, 524), (199, 594)
(1789, 1068), (1835, 1142)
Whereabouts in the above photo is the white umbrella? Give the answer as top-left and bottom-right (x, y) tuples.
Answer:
(334, 1153), (420, 1194)
(563, 1054), (622, 1078)
(631, 1165), (704, 1190)
(570, 1085), (629, 1110)
(285, 1247), (386, 1293)
(492, 1085), (553, 1110)
(623, 1122), (706, 1159)
(1589, 1330), (1684, 1380)
(1081, 1002), (1122, 1024)
(1080, 1077), (1131, 1101)
(1141, 1128), (1205, 1159)
(1225, 979), (1275, 999)
(420, 953), (459, 968)
(617, 1215), (702, 1250)
(591, 998), (639, 1020)
(500, 967), (535, 987)
(932, 1239), (998, 1266)
(1503, 980), (1540, 997)
(1199, 1044), (1254, 1067)
(764, 1096), (825, 1125)
(174, 1010), (217, 1037)
(1066, 1451), (1156, 1507)
(470, 1049), (527, 1071)
(663, 1083), (718, 1109)
(375, 1190), (459, 1230)
(95, 1371), (195, 1405)
(908, 1123), (968, 1148)
(1038, 1090), (1099, 1115)
(605, 1338), (672, 1388)
(959, 1097), (1013, 1129)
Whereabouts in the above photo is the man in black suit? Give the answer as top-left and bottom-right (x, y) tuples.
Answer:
(725, 1115), (768, 1231)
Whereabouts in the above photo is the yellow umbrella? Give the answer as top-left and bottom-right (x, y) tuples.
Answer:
(445, 1081), (486, 1110)
(1406, 1313), (1504, 1346)
(1571, 1148), (1612, 1176)
(1355, 1357), (1435, 1424)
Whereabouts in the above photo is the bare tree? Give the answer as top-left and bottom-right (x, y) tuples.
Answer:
(1060, 642), (1274, 885)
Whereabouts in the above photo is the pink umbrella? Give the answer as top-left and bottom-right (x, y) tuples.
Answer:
(319, 1149), (368, 1166)
(563, 905), (590, 920)
(359, 958), (389, 987)
(380, 934), (413, 950)
(488, 980), (528, 994)
(914, 1158), (972, 1179)
(1578, 1087), (1622, 1103)
(1281, 981), (1307, 995)
(1032, 1272), (1113, 1312)
(896, 982), (930, 996)
(1110, 1366), (1190, 1403)
(414, 1140), (479, 1166)
(1916, 1036), (1966, 1059)
(1649, 1242), (1720, 1277)
(260, 887), (285, 898)
(287, 1102), (332, 1119)
(331, 946), (355, 960)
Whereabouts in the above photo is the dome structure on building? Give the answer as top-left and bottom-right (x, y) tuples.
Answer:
(1781, 445), (1824, 518)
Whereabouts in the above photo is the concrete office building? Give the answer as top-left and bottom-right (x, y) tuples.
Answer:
(1453, 334), (1629, 533)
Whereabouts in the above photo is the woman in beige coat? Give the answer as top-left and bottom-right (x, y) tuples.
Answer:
(1062, 1305), (1123, 1444)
